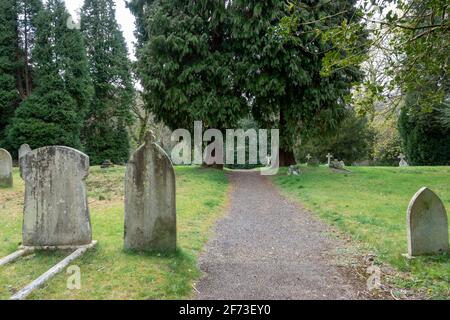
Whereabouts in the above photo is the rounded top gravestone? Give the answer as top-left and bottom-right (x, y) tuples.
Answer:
(0, 148), (13, 188)
(407, 187), (449, 257)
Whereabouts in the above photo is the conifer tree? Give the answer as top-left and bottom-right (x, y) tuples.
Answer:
(230, 0), (364, 165)
(81, 0), (134, 164)
(0, 0), (42, 147)
(0, 0), (20, 146)
(133, 0), (248, 132)
(7, 0), (92, 150)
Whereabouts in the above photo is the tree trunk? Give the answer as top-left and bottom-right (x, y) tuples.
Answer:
(279, 148), (296, 167)
(279, 107), (296, 167)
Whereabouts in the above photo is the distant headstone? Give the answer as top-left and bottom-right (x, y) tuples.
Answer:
(18, 144), (31, 175)
(0, 149), (13, 188)
(19, 144), (31, 159)
(398, 154), (409, 167)
(307, 157), (320, 167)
(305, 154), (312, 162)
(124, 132), (176, 252)
(287, 165), (300, 176)
(101, 159), (114, 169)
(329, 159), (345, 170)
(21, 146), (92, 247)
(407, 187), (449, 257)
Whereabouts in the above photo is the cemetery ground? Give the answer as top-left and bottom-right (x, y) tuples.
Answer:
(0, 166), (228, 299)
(274, 166), (450, 299)
(0, 164), (449, 300)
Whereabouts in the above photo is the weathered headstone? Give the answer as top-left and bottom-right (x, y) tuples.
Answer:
(21, 146), (92, 247)
(407, 187), (449, 257)
(124, 132), (176, 252)
(0, 148), (13, 188)
(329, 159), (345, 170)
(398, 153), (409, 167)
(287, 165), (300, 176)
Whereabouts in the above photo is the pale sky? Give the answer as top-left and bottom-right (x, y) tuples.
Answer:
(64, 0), (137, 60)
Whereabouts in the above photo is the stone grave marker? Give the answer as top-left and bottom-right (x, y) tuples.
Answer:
(0, 148), (13, 187)
(21, 146), (92, 247)
(398, 153), (409, 167)
(407, 187), (449, 257)
(124, 132), (176, 252)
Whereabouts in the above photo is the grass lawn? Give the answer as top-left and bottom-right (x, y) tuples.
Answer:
(274, 166), (450, 299)
(0, 166), (228, 300)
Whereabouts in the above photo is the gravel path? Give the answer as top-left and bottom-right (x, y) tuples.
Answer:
(195, 170), (367, 300)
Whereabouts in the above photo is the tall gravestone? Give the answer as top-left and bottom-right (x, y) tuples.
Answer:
(21, 146), (92, 247)
(18, 144), (31, 176)
(0, 149), (13, 188)
(407, 187), (449, 257)
(124, 132), (176, 252)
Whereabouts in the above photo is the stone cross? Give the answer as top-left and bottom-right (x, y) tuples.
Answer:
(124, 132), (176, 252)
(326, 153), (333, 166)
(0, 149), (13, 188)
(407, 187), (449, 257)
(21, 146), (92, 247)
(306, 154), (312, 162)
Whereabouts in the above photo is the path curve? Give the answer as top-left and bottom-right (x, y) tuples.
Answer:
(195, 171), (367, 300)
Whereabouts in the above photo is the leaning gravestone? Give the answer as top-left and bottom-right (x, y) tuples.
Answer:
(407, 187), (449, 257)
(0, 148), (13, 188)
(124, 132), (176, 252)
(21, 146), (92, 247)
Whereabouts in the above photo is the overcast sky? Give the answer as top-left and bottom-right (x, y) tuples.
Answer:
(64, 0), (137, 59)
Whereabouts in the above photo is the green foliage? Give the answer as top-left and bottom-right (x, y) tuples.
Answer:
(131, 1), (363, 166)
(81, 0), (134, 164)
(296, 110), (372, 164)
(136, 0), (247, 131)
(317, 0), (449, 114)
(7, 0), (92, 151)
(0, 0), (43, 149)
(230, 0), (364, 163)
(398, 93), (450, 166)
(370, 116), (402, 166)
(0, 0), (20, 146)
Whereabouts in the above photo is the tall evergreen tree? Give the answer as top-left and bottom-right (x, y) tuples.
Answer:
(16, 0), (43, 100)
(133, 0), (247, 133)
(0, 0), (20, 146)
(230, 0), (364, 165)
(0, 0), (42, 148)
(7, 0), (92, 150)
(81, 0), (134, 164)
